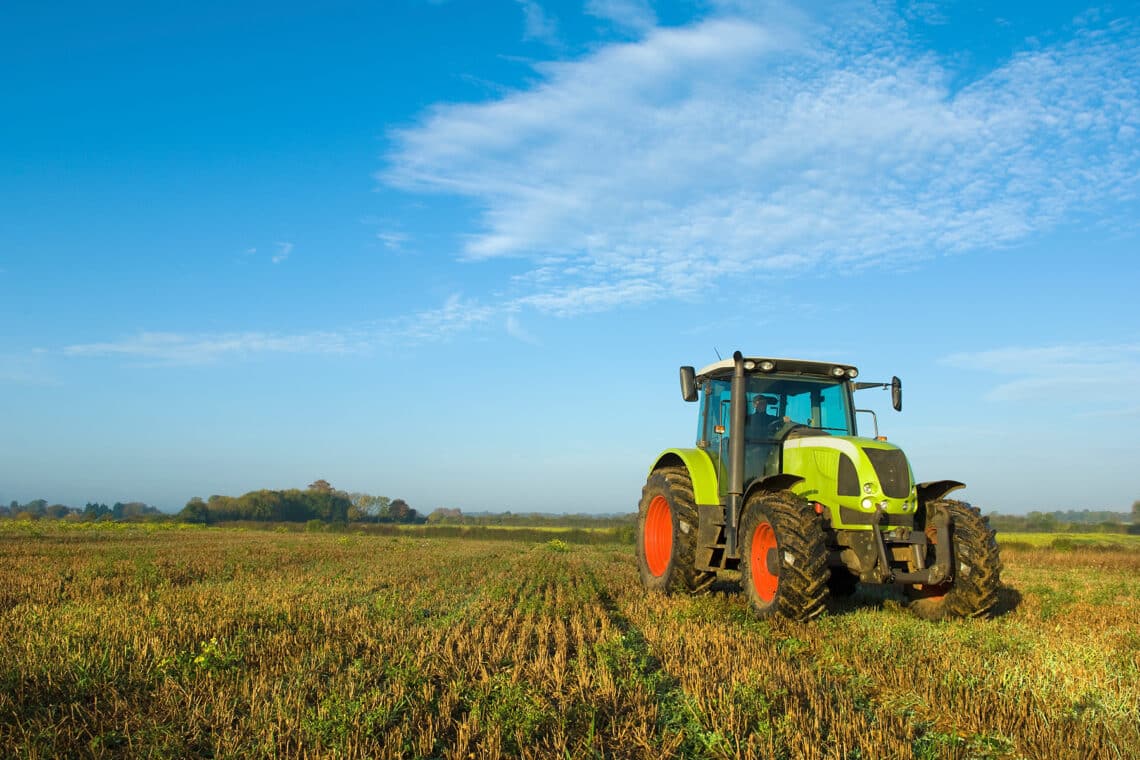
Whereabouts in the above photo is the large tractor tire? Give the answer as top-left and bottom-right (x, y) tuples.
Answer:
(739, 490), (830, 621)
(637, 467), (715, 594)
(909, 499), (1002, 621)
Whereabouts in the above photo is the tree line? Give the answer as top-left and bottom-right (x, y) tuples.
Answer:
(5, 490), (1137, 534)
(988, 505), (1139, 535)
(2, 499), (162, 521)
(178, 480), (423, 525)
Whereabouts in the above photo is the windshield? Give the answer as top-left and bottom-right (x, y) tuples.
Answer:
(747, 375), (853, 435)
(700, 374), (854, 442)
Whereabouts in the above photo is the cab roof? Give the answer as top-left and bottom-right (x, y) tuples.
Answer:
(695, 356), (859, 381)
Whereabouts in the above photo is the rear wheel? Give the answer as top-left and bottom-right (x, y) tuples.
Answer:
(909, 499), (1002, 620)
(637, 467), (715, 594)
(739, 490), (830, 621)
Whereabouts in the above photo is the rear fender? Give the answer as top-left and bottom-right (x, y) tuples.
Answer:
(650, 449), (719, 506)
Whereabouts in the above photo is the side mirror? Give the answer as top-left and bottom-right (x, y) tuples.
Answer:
(680, 366), (698, 402)
(891, 376), (902, 412)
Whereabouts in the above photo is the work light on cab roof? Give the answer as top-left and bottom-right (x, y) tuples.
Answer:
(638, 351), (1001, 622)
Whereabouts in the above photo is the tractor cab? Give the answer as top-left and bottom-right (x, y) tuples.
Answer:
(689, 358), (859, 497)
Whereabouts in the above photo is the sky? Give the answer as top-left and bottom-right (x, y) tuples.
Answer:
(1, 0), (1138, 515)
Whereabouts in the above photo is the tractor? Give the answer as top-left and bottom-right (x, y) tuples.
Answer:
(637, 352), (1002, 621)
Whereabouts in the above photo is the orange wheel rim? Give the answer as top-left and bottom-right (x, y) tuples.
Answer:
(750, 521), (778, 603)
(645, 495), (672, 577)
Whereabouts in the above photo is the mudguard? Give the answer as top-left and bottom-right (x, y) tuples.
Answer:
(745, 473), (805, 502)
(649, 448), (719, 506)
(917, 479), (965, 504)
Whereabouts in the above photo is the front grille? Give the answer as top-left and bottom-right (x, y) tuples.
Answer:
(864, 447), (910, 498)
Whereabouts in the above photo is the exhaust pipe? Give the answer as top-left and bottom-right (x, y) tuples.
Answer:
(725, 351), (747, 557)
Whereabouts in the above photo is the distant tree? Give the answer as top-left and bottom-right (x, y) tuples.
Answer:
(44, 504), (71, 519)
(180, 497), (210, 524)
(1025, 511), (1059, 532)
(84, 502), (111, 520)
(427, 507), (462, 524)
(348, 493), (390, 522)
(117, 502), (153, 520)
(389, 498), (416, 523)
(308, 479), (334, 494)
(1130, 500), (1140, 535)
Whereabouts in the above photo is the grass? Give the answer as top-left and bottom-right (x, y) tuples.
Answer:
(1, 523), (1137, 759)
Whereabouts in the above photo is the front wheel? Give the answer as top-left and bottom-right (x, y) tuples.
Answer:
(739, 490), (830, 621)
(909, 499), (1002, 620)
(636, 467), (714, 594)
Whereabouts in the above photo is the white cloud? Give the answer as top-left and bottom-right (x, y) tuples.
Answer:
(384, 7), (1140, 317)
(272, 241), (294, 264)
(505, 313), (541, 345)
(903, 2), (948, 26)
(516, 0), (558, 44)
(377, 231), (407, 250)
(586, 0), (656, 34)
(60, 296), (499, 365)
(62, 330), (365, 365)
(942, 342), (1140, 403)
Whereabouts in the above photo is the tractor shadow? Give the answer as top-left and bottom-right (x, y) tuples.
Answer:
(993, 585), (1023, 617)
(706, 577), (1023, 619)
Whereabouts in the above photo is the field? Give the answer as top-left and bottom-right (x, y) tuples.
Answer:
(1, 524), (1138, 759)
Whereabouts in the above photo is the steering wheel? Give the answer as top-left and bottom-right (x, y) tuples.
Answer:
(767, 416), (793, 436)
(770, 417), (816, 439)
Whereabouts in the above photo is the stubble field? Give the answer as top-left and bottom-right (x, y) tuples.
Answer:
(1, 523), (1137, 759)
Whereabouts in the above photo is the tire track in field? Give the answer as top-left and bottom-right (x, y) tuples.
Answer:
(586, 567), (720, 759)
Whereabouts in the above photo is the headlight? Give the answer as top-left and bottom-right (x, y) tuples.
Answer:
(863, 483), (874, 494)
(861, 497), (873, 510)
(846, 367), (858, 378)
(744, 360), (756, 370)
(759, 360), (775, 372)
(831, 366), (846, 377)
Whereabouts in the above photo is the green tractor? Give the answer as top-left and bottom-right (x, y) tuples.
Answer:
(637, 352), (1001, 621)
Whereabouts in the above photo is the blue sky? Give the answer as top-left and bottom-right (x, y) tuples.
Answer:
(2, 0), (1138, 514)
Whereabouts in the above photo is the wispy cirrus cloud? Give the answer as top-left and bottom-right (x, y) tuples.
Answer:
(942, 342), (1140, 405)
(376, 231), (407, 250)
(384, 4), (1140, 317)
(61, 330), (366, 365)
(516, 0), (558, 45)
(60, 295), (499, 365)
(272, 241), (294, 264)
(586, 0), (656, 34)
(55, 4), (1140, 367)
(505, 313), (541, 345)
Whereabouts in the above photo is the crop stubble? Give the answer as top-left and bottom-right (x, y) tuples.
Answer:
(0, 524), (1137, 759)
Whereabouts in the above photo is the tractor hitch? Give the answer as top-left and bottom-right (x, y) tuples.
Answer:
(868, 506), (953, 586)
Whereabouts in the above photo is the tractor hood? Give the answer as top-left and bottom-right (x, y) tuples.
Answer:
(781, 434), (917, 529)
